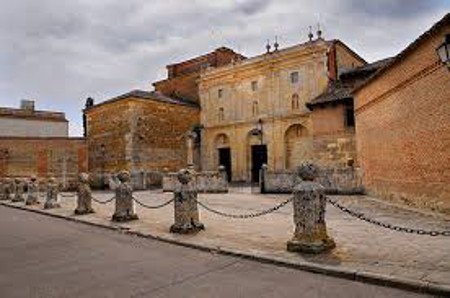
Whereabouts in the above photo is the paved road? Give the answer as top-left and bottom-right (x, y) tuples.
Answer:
(0, 206), (429, 298)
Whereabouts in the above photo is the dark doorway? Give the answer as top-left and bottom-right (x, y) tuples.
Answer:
(251, 145), (267, 183)
(218, 148), (232, 182)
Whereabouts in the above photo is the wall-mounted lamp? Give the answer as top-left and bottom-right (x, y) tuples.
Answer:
(436, 34), (450, 69)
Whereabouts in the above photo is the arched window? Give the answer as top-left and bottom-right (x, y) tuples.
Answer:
(252, 101), (259, 116)
(218, 107), (224, 122)
(291, 94), (299, 110)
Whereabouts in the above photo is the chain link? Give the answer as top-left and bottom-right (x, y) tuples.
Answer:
(92, 196), (115, 204)
(196, 197), (293, 219)
(59, 193), (77, 198)
(132, 197), (174, 209)
(327, 198), (450, 236)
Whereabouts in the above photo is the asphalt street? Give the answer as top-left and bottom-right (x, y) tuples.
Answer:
(0, 206), (430, 298)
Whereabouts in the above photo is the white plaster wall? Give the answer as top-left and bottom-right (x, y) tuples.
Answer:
(0, 118), (68, 137)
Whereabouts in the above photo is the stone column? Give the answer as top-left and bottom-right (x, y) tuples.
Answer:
(44, 177), (61, 209)
(170, 168), (204, 234)
(25, 176), (40, 205)
(11, 178), (25, 202)
(111, 170), (138, 222)
(74, 173), (95, 215)
(186, 131), (196, 168)
(287, 163), (335, 254)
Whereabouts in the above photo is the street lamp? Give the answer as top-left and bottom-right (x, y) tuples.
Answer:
(436, 34), (450, 69)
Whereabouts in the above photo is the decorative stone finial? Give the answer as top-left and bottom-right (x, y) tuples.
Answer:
(111, 170), (138, 222)
(274, 36), (279, 51)
(308, 26), (314, 41)
(266, 39), (271, 53)
(317, 23), (322, 39)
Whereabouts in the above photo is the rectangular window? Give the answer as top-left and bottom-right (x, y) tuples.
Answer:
(251, 81), (258, 91)
(345, 107), (355, 127)
(290, 71), (299, 84)
(218, 89), (223, 98)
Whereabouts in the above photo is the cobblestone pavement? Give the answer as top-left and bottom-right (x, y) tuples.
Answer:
(4, 188), (450, 291)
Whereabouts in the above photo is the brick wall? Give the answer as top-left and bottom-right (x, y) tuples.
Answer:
(0, 137), (87, 188)
(354, 24), (450, 214)
(154, 47), (243, 103)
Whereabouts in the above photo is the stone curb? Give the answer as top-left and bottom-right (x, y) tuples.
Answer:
(1, 201), (449, 296)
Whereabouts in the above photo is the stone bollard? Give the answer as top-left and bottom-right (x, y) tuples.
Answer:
(2, 178), (12, 201)
(0, 178), (10, 201)
(44, 177), (61, 209)
(25, 176), (40, 205)
(74, 173), (95, 215)
(111, 170), (138, 222)
(11, 178), (25, 202)
(170, 168), (204, 234)
(287, 163), (335, 254)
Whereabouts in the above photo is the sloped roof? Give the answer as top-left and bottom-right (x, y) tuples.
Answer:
(85, 90), (199, 112)
(307, 57), (393, 109)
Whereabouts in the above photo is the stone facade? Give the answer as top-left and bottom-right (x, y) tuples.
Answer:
(199, 38), (366, 182)
(0, 137), (88, 189)
(354, 14), (450, 214)
(85, 90), (200, 176)
(163, 167), (228, 193)
(0, 100), (68, 137)
(261, 166), (363, 194)
(153, 47), (245, 104)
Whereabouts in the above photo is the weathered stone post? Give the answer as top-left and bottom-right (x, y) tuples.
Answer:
(74, 173), (95, 215)
(260, 164), (268, 194)
(0, 178), (9, 201)
(111, 170), (138, 222)
(287, 163), (335, 254)
(44, 177), (61, 209)
(25, 176), (40, 205)
(170, 168), (204, 234)
(1, 178), (12, 200)
(11, 178), (25, 202)
(186, 131), (196, 168)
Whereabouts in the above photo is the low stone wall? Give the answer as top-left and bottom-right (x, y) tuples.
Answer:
(261, 166), (364, 194)
(163, 170), (228, 193)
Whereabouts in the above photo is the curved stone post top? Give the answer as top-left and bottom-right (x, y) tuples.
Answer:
(79, 172), (89, 183)
(295, 162), (319, 182)
(177, 168), (195, 185)
(117, 170), (131, 183)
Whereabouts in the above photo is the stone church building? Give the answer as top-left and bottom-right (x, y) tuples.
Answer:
(198, 35), (370, 182)
(85, 48), (243, 178)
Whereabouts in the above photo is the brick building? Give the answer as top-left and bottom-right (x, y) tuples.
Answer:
(354, 14), (450, 214)
(0, 101), (87, 187)
(198, 35), (369, 182)
(153, 47), (245, 104)
(85, 90), (199, 175)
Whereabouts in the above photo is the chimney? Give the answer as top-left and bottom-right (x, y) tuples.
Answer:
(20, 100), (35, 112)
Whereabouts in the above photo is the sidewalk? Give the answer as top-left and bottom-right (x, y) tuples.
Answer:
(2, 190), (449, 295)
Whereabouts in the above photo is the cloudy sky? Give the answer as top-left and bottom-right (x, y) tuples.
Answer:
(0, 0), (448, 136)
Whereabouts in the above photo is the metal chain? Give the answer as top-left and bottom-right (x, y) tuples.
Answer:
(92, 196), (115, 204)
(327, 198), (450, 236)
(59, 193), (77, 198)
(132, 197), (174, 209)
(196, 197), (293, 219)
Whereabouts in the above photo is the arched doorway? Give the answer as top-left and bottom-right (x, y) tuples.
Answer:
(284, 124), (311, 170)
(214, 133), (232, 181)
